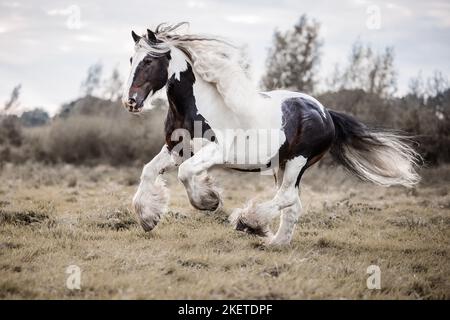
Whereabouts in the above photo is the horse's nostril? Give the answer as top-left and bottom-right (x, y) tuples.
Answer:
(128, 98), (137, 106)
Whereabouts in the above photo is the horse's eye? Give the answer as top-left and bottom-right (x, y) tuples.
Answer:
(129, 57), (132, 64)
(143, 57), (152, 64)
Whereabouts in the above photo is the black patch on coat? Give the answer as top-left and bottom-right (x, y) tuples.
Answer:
(277, 97), (335, 186)
(164, 65), (212, 154)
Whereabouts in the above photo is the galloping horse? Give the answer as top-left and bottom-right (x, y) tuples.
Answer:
(122, 23), (420, 246)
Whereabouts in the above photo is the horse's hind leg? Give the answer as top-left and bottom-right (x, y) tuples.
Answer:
(230, 156), (307, 244)
(269, 194), (302, 245)
(133, 145), (176, 231)
(268, 167), (303, 245)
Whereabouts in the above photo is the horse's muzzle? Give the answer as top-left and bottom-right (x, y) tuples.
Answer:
(123, 97), (143, 113)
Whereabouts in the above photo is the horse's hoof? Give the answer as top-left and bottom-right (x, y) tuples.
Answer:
(139, 217), (158, 232)
(229, 202), (271, 237)
(189, 188), (223, 212)
(234, 218), (269, 237)
(132, 178), (168, 233)
(190, 174), (223, 212)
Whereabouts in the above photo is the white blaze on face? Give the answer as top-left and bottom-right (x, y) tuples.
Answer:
(122, 46), (148, 106)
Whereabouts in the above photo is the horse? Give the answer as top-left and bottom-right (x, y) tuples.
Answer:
(122, 23), (420, 246)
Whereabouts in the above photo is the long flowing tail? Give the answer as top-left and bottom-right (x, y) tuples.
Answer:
(328, 110), (421, 187)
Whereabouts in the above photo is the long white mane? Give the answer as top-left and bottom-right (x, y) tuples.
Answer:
(139, 22), (259, 116)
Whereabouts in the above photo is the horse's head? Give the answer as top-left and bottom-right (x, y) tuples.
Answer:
(122, 29), (172, 112)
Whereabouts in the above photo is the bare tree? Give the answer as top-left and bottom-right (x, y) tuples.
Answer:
(3, 84), (22, 113)
(372, 47), (397, 97)
(408, 71), (425, 98)
(261, 15), (322, 93)
(408, 70), (449, 100)
(427, 70), (449, 98)
(327, 64), (342, 92)
(80, 62), (103, 97)
(333, 41), (397, 98)
(103, 67), (123, 101)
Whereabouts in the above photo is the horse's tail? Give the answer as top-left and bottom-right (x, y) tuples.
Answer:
(328, 110), (421, 187)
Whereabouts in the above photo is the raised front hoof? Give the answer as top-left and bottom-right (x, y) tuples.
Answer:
(188, 180), (223, 212)
(188, 174), (223, 212)
(190, 191), (222, 212)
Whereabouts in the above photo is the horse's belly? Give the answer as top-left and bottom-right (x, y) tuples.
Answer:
(213, 128), (285, 166)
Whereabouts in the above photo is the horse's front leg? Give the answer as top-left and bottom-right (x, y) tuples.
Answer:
(178, 143), (224, 211)
(133, 145), (176, 231)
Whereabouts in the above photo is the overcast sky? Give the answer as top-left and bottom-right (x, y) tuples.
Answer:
(1, 0), (449, 114)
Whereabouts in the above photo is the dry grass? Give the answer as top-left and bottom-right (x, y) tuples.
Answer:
(0, 162), (449, 299)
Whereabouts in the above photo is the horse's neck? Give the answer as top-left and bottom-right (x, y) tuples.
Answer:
(166, 49), (276, 130)
(191, 71), (247, 128)
(190, 68), (280, 129)
(166, 64), (196, 118)
(164, 64), (212, 146)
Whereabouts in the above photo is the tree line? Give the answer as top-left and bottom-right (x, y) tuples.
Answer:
(261, 15), (450, 164)
(1, 14), (449, 165)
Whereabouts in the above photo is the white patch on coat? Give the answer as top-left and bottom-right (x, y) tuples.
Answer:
(168, 46), (188, 80)
(192, 72), (286, 165)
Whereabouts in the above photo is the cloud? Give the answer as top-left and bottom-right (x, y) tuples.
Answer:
(0, 0), (449, 109)
(1, 1), (26, 9)
(47, 6), (75, 16)
(47, 4), (83, 29)
(225, 14), (264, 24)
(426, 8), (450, 28)
(59, 45), (72, 53)
(187, 0), (206, 8)
(76, 34), (102, 43)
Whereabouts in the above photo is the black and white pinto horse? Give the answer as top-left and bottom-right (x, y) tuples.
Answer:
(122, 23), (420, 246)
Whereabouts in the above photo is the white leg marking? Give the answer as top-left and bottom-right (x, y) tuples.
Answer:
(133, 145), (176, 231)
(269, 195), (302, 246)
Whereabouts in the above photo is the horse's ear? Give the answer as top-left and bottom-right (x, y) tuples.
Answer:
(131, 30), (140, 43)
(147, 29), (157, 43)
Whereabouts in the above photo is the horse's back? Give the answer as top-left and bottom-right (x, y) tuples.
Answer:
(271, 90), (335, 165)
(260, 90), (327, 117)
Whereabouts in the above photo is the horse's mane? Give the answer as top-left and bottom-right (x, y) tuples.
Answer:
(138, 22), (258, 115)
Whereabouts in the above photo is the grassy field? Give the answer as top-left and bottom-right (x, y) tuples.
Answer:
(0, 162), (449, 299)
